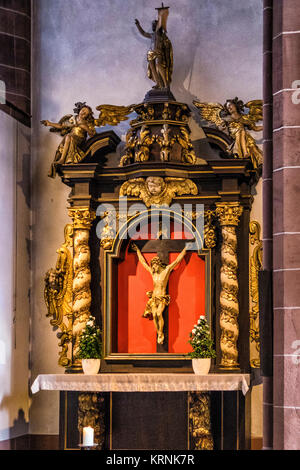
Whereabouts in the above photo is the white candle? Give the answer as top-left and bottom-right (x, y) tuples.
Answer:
(82, 426), (94, 446)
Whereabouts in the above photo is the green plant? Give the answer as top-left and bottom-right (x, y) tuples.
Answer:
(77, 316), (102, 359)
(188, 315), (216, 359)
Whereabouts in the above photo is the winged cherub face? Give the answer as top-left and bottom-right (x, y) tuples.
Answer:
(146, 177), (165, 196)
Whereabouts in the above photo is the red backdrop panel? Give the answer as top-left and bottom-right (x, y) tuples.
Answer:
(118, 250), (157, 353)
(168, 252), (205, 353)
(117, 225), (206, 354)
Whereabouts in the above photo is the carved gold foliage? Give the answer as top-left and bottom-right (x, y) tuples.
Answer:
(68, 208), (96, 230)
(189, 392), (213, 450)
(204, 210), (217, 249)
(78, 393), (105, 449)
(174, 126), (197, 164)
(216, 202), (243, 227)
(249, 220), (262, 368)
(135, 125), (156, 163)
(98, 211), (115, 251)
(44, 224), (73, 368)
(120, 176), (198, 207)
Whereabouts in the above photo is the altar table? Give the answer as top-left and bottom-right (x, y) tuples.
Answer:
(31, 373), (251, 451)
(31, 373), (250, 395)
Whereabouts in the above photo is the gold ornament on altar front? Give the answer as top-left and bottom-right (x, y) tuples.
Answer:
(249, 220), (262, 368)
(119, 176), (198, 207)
(193, 97), (263, 169)
(41, 102), (134, 178)
(44, 224), (73, 367)
(78, 393), (105, 450)
(132, 242), (188, 344)
(189, 392), (214, 450)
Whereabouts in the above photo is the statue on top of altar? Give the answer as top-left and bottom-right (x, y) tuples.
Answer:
(135, 3), (173, 89)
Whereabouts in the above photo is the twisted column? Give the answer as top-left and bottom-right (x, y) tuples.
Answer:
(68, 208), (96, 369)
(216, 202), (243, 369)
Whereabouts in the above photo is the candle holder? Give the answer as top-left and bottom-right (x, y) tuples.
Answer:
(78, 442), (99, 451)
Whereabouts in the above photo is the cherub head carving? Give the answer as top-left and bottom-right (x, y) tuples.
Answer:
(145, 176), (166, 196)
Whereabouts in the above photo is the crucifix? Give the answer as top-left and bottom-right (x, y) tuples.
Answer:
(130, 235), (191, 352)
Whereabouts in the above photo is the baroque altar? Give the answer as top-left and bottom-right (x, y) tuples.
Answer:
(38, 4), (262, 450)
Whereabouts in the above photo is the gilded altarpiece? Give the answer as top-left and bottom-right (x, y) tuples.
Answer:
(42, 6), (263, 450)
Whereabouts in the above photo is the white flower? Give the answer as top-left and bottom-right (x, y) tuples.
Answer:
(200, 315), (205, 320)
(86, 321), (93, 327)
(192, 329), (196, 334)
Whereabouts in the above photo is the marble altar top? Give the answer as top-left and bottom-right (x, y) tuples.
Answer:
(31, 373), (250, 395)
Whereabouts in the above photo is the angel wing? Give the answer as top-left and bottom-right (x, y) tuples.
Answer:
(244, 100), (263, 124)
(165, 177), (198, 197)
(193, 101), (225, 127)
(95, 104), (135, 127)
(119, 178), (145, 198)
(49, 114), (74, 136)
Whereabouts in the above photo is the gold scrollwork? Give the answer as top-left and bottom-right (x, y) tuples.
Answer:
(99, 211), (115, 251)
(204, 210), (217, 249)
(189, 392), (214, 450)
(44, 224), (73, 367)
(249, 220), (262, 368)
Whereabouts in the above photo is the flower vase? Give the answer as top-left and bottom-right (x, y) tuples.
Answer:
(192, 358), (211, 375)
(81, 359), (101, 375)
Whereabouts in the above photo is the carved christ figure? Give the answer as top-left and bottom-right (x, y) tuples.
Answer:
(135, 5), (173, 90)
(131, 242), (188, 344)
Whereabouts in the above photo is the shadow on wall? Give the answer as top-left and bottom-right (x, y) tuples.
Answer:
(0, 405), (29, 441)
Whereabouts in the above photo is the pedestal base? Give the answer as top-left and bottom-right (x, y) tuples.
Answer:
(143, 87), (176, 103)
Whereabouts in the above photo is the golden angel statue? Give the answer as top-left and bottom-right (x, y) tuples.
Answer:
(41, 102), (134, 178)
(120, 176), (198, 207)
(193, 97), (263, 168)
(135, 3), (173, 89)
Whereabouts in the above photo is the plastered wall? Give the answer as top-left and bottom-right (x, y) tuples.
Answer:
(0, 112), (31, 440)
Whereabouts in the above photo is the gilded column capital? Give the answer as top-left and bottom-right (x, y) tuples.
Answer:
(68, 208), (96, 230)
(215, 202), (243, 227)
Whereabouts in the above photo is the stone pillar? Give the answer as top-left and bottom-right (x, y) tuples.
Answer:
(0, 0), (31, 124)
(272, 0), (300, 450)
(216, 202), (243, 369)
(262, 0), (274, 451)
(68, 208), (96, 370)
